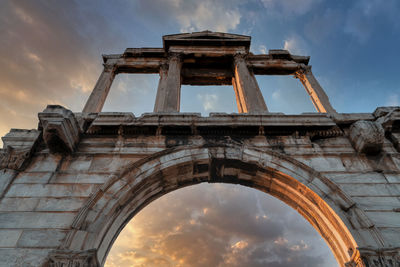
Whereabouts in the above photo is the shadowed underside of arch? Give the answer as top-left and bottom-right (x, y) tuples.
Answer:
(62, 145), (365, 266)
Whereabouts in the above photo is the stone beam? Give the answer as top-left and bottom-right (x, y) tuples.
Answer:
(82, 61), (116, 113)
(233, 55), (268, 113)
(169, 46), (247, 57)
(248, 57), (302, 75)
(115, 58), (164, 74)
(153, 54), (182, 112)
(295, 66), (336, 114)
(181, 68), (233, 85)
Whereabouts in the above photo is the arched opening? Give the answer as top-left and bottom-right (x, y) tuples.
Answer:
(62, 145), (363, 266)
(105, 183), (337, 266)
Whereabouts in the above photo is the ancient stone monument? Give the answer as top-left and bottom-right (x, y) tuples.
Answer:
(0, 31), (399, 266)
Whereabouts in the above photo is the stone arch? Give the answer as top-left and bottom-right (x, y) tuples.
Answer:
(61, 144), (374, 266)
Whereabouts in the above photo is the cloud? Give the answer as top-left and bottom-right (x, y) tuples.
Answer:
(258, 45), (267, 54)
(304, 9), (344, 44)
(386, 94), (399, 106)
(260, 0), (321, 16)
(197, 93), (219, 111)
(105, 184), (337, 267)
(136, 0), (242, 32)
(344, 0), (400, 43)
(283, 35), (308, 55)
(0, 0), (124, 140)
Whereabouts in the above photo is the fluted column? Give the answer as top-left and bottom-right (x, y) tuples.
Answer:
(295, 66), (336, 114)
(83, 62), (116, 113)
(233, 54), (268, 113)
(153, 53), (182, 112)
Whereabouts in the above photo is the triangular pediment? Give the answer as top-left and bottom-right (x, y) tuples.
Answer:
(164, 31), (250, 41)
(163, 31), (251, 50)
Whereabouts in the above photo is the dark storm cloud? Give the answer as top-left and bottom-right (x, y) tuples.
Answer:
(106, 184), (337, 267)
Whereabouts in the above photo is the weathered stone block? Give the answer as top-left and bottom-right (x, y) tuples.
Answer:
(365, 211), (400, 227)
(352, 196), (400, 211)
(25, 154), (62, 173)
(0, 230), (21, 247)
(0, 212), (76, 228)
(324, 172), (386, 184)
(36, 198), (87, 212)
(38, 105), (81, 153)
(5, 183), (95, 198)
(1, 129), (41, 150)
(0, 248), (50, 267)
(390, 132), (400, 152)
(0, 169), (17, 197)
(13, 171), (52, 183)
(17, 229), (67, 248)
(349, 120), (385, 154)
(0, 198), (39, 212)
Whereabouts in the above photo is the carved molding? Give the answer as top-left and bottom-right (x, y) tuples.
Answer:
(374, 106), (400, 132)
(349, 120), (385, 154)
(48, 249), (99, 267)
(0, 129), (41, 170)
(38, 105), (81, 153)
(346, 247), (400, 267)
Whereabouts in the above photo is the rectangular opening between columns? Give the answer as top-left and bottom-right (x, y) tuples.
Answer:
(255, 75), (315, 114)
(180, 85), (238, 116)
(102, 74), (159, 115)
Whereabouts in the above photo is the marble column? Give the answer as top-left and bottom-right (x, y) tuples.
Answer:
(233, 54), (268, 113)
(83, 63), (116, 113)
(295, 66), (336, 114)
(153, 53), (182, 112)
(153, 63), (168, 112)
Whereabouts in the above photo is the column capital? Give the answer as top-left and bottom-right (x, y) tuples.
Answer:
(103, 62), (116, 72)
(167, 52), (183, 61)
(159, 62), (169, 72)
(293, 64), (336, 113)
(294, 64), (312, 80)
(233, 53), (247, 64)
(48, 249), (99, 267)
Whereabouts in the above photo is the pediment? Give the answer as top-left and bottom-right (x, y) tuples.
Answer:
(163, 31), (251, 50)
(164, 31), (250, 41)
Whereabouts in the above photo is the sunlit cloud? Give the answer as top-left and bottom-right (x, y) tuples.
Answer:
(283, 35), (308, 55)
(197, 93), (219, 111)
(105, 184), (336, 267)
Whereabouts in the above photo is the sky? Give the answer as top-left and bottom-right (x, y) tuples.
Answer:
(1, 0), (400, 266)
